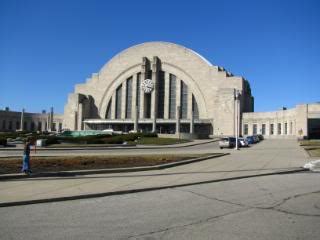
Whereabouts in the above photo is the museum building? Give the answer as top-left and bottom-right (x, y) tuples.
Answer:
(63, 42), (254, 137)
(1, 42), (319, 138)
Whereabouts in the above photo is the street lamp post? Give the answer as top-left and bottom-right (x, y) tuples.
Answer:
(234, 90), (241, 150)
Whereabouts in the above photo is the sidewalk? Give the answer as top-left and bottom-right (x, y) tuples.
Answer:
(0, 139), (310, 207)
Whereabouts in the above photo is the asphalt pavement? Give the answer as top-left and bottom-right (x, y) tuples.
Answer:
(0, 139), (311, 207)
(0, 172), (319, 240)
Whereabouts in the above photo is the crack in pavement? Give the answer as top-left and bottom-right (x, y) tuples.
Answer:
(177, 189), (320, 217)
(125, 208), (250, 240)
(124, 189), (320, 239)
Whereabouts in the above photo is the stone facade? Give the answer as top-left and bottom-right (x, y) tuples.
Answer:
(63, 42), (254, 137)
(242, 103), (320, 139)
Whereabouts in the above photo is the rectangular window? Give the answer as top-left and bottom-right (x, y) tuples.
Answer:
(24, 121), (27, 131)
(106, 100), (112, 119)
(2, 120), (6, 130)
(125, 77), (132, 118)
(8, 121), (12, 130)
(136, 73), (141, 118)
(157, 71), (165, 118)
(278, 123), (281, 135)
(270, 124), (274, 135)
(253, 124), (257, 135)
(244, 124), (248, 135)
(285, 122), (288, 135)
(145, 94), (151, 118)
(31, 122), (35, 131)
(169, 74), (176, 119)
(180, 81), (188, 119)
(115, 85), (122, 119)
(290, 122), (293, 134)
(192, 95), (199, 119)
(38, 122), (42, 131)
(16, 121), (20, 130)
(262, 124), (266, 135)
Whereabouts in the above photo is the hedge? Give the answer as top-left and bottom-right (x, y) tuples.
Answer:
(0, 138), (7, 146)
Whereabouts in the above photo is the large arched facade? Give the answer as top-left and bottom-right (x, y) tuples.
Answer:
(63, 42), (254, 137)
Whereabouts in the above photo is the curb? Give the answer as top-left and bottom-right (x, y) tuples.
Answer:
(0, 153), (228, 180)
(0, 168), (308, 208)
(0, 139), (218, 153)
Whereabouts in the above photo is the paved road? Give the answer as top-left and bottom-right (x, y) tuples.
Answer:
(0, 140), (310, 206)
(0, 172), (319, 240)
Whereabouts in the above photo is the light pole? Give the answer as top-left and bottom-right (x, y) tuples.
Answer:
(234, 90), (241, 150)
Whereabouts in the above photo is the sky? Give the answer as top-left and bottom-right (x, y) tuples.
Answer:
(0, 0), (319, 114)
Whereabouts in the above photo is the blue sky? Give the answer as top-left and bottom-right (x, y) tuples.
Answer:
(0, 0), (319, 113)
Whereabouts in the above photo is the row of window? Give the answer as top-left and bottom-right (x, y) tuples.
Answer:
(106, 71), (199, 120)
(0, 119), (62, 132)
(243, 122), (294, 135)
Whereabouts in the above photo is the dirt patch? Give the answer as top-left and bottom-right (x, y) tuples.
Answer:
(0, 154), (215, 174)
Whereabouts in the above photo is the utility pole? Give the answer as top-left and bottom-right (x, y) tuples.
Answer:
(235, 90), (241, 150)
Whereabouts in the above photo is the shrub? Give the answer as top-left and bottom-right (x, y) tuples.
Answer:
(0, 138), (7, 146)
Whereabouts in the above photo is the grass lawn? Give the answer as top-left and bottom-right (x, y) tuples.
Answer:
(300, 140), (320, 157)
(299, 140), (320, 146)
(0, 153), (219, 174)
(46, 137), (190, 147)
(135, 137), (190, 145)
(306, 148), (320, 157)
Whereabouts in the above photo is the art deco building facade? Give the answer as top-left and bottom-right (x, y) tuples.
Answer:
(1, 42), (319, 139)
(63, 42), (254, 137)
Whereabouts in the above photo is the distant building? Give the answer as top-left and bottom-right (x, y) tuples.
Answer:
(0, 107), (63, 132)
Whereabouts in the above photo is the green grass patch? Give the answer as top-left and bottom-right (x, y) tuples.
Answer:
(135, 137), (190, 145)
(299, 140), (320, 146)
(305, 148), (320, 157)
(300, 140), (320, 157)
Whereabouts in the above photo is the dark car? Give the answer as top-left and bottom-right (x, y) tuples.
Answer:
(246, 136), (255, 144)
(253, 135), (260, 143)
(257, 134), (264, 141)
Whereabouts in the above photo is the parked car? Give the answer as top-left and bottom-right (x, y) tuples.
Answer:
(246, 136), (255, 144)
(102, 128), (114, 135)
(257, 134), (264, 141)
(238, 137), (249, 147)
(253, 135), (260, 143)
(219, 137), (236, 149)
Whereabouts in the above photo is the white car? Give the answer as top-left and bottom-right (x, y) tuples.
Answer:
(238, 138), (249, 147)
(102, 128), (114, 135)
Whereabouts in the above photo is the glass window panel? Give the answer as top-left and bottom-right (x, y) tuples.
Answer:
(137, 73), (141, 118)
(126, 77), (132, 118)
(106, 99), (112, 119)
(192, 94), (199, 119)
(180, 81), (188, 119)
(244, 124), (248, 135)
(115, 85), (122, 119)
(157, 71), (165, 118)
(262, 124), (266, 135)
(169, 74), (176, 119)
